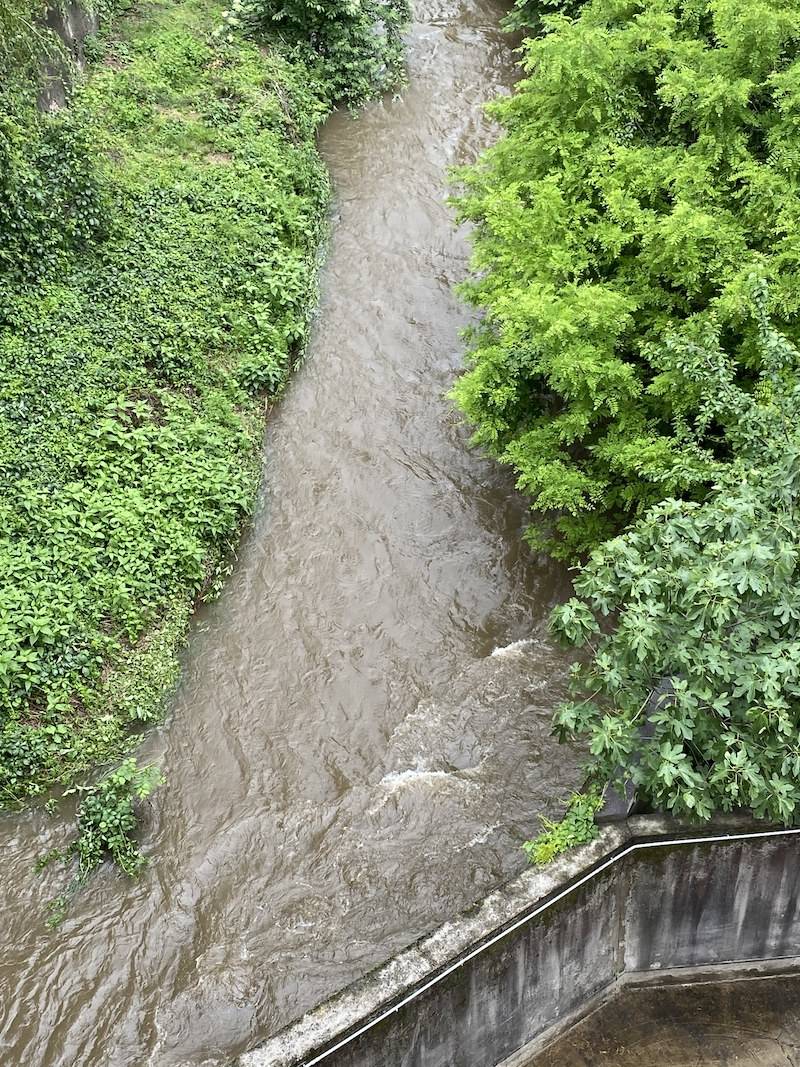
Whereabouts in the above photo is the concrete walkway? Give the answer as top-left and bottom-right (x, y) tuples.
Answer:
(529, 975), (800, 1066)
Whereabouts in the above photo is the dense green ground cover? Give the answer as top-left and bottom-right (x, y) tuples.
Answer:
(455, 0), (800, 558)
(0, 0), (407, 883)
(1, 0), (331, 812)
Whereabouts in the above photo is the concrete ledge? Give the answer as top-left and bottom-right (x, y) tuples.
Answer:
(236, 817), (800, 1067)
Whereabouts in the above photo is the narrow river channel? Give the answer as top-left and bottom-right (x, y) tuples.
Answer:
(0, 3), (580, 1064)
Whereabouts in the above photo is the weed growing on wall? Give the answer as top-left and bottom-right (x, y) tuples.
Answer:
(522, 787), (602, 865)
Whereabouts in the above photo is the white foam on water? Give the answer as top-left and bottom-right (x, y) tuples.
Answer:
(490, 637), (535, 659)
(387, 699), (442, 744)
(379, 766), (455, 791)
(367, 764), (466, 815)
(456, 823), (501, 851)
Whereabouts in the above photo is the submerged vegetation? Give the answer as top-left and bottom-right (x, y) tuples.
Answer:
(455, 0), (800, 835)
(0, 0), (407, 890)
(39, 759), (163, 924)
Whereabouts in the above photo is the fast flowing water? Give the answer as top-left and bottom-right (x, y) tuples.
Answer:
(0, 3), (581, 1064)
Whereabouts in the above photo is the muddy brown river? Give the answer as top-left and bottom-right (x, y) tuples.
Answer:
(0, 3), (582, 1064)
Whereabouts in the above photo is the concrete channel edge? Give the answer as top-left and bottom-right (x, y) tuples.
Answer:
(235, 816), (800, 1067)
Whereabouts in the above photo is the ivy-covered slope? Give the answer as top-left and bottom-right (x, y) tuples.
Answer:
(454, 0), (800, 559)
(0, 0), (335, 808)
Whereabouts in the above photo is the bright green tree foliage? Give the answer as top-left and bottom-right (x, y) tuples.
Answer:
(552, 290), (800, 824)
(454, 0), (800, 558)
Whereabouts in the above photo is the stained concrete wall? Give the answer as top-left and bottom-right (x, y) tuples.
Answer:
(625, 835), (800, 972)
(39, 3), (99, 110)
(236, 819), (800, 1067)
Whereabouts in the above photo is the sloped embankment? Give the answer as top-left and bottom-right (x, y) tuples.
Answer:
(0, 0), (331, 807)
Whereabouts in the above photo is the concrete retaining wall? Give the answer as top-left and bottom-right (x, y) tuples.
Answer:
(237, 819), (800, 1067)
(39, 3), (99, 110)
(236, 818), (800, 1067)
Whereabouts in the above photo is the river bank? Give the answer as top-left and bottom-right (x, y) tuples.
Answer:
(0, 0), (334, 811)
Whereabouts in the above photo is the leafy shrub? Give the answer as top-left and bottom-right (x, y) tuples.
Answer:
(69, 758), (162, 877)
(551, 290), (800, 824)
(236, 0), (411, 104)
(454, 0), (800, 558)
(0, 107), (107, 281)
(42, 759), (162, 923)
(522, 787), (602, 864)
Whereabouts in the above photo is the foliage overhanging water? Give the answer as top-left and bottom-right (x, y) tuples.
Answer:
(0, 3), (580, 1063)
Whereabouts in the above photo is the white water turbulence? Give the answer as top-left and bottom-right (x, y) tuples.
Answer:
(0, 2), (582, 1065)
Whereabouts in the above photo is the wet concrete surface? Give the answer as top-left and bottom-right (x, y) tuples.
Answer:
(530, 976), (800, 1067)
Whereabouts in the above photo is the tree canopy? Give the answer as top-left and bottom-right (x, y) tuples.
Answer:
(552, 286), (800, 824)
(454, 0), (800, 558)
